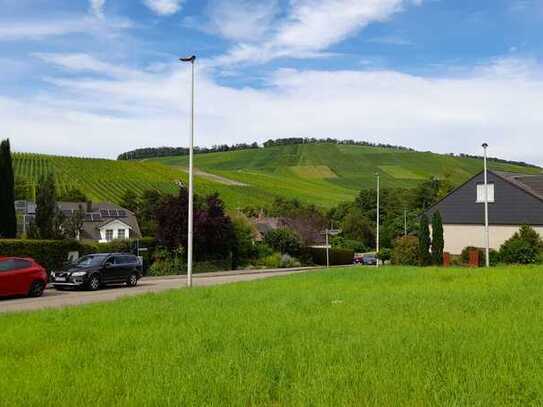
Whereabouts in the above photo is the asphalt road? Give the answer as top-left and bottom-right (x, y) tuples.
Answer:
(0, 267), (322, 314)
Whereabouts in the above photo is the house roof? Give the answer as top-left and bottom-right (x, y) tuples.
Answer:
(16, 200), (142, 241)
(98, 218), (133, 230)
(426, 169), (543, 226)
(492, 171), (543, 203)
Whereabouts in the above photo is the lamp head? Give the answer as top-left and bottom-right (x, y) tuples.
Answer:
(180, 56), (196, 63)
(482, 142), (488, 148)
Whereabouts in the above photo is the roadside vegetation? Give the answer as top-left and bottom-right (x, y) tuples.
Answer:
(2, 266), (543, 406)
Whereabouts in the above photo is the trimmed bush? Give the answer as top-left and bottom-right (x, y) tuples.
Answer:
(310, 247), (354, 266)
(0, 238), (159, 274)
(392, 236), (420, 266)
(0, 239), (84, 272)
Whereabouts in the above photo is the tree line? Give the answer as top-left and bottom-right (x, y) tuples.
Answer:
(117, 143), (259, 160)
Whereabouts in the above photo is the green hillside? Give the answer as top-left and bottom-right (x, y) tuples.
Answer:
(13, 144), (541, 209)
(147, 143), (542, 207)
(12, 153), (269, 208)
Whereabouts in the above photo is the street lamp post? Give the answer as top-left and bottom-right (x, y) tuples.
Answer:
(324, 228), (342, 268)
(482, 143), (490, 268)
(376, 173), (380, 268)
(180, 55), (196, 287)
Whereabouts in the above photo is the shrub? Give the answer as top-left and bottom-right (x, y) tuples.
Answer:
(148, 257), (185, 276)
(377, 248), (392, 262)
(500, 240), (538, 265)
(499, 225), (543, 265)
(279, 254), (301, 268)
(255, 242), (274, 259)
(331, 236), (368, 253)
(264, 228), (302, 256)
(431, 211), (444, 265)
(257, 253), (282, 269)
(309, 247), (354, 266)
(418, 214), (432, 266)
(392, 236), (420, 266)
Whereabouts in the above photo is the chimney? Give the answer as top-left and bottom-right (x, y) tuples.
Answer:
(86, 201), (93, 213)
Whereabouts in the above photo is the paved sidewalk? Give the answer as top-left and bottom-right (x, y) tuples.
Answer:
(0, 266), (327, 314)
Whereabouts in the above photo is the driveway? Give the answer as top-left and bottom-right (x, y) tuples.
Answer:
(0, 267), (324, 314)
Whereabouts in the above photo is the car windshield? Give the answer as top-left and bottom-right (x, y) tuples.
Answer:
(73, 255), (108, 267)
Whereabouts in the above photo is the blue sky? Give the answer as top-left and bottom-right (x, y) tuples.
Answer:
(1, 0), (543, 163)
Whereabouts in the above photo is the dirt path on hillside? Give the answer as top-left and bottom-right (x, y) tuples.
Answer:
(177, 167), (248, 186)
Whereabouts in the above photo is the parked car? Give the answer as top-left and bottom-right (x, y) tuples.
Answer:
(353, 255), (364, 265)
(363, 254), (378, 266)
(353, 254), (378, 266)
(51, 253), (142, 291)
(0, 257), (48, 298)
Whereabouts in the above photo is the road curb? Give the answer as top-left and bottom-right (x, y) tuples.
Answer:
(45, 264), (355, 289)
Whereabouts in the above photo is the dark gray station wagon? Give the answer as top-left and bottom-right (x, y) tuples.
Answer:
(51, 253), (142, 291)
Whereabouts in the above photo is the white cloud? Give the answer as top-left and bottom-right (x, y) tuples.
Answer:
(215, 0), (423, 65)
(205, 0), (279, 42)
(90, 0), (106, 19)
(33, 53), (142, 79)
(0, 19), (93, 40)
(0, 17), (132, 41)
(143, 0), (184, 16)
(3, 54), (543, 167)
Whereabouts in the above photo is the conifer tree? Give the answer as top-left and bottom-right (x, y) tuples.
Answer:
(431, 211), (444, 265)
(418, 214), (432, 266)
(0, 139), (17, 238)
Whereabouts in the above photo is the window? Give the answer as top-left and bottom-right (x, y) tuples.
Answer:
(117, 229), (126, 240)
(105, 229), (114, 242)
(477, 184), (495, 203)
(0, 259), (31, 272)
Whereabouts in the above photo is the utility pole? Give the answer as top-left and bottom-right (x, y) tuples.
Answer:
(180, 55), (196, 286)
(376, 173), (380, 268)
(482, 143), (490, 268)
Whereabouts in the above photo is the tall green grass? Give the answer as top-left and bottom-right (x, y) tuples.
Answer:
(1, 266), (543, 406)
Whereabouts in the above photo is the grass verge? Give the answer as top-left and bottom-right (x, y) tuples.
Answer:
(1, 266), (543, 406)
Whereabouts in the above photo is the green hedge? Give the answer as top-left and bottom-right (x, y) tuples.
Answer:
(0, 239), (84, 272)
(309, 247), (354, 266)
(0, 238), (158, 273)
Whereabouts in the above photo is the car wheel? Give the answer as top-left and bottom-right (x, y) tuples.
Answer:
(28, 281), (45, 298)
(87, 274), (101, 291)
(127, 273), (138, 287)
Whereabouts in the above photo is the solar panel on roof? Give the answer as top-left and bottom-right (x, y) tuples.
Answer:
(100, 209), (109, 217)
(109, 210), (118, 217)
(118, 210), (127, 218)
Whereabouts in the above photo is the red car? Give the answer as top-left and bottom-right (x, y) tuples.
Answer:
(0, 257), (48, 298)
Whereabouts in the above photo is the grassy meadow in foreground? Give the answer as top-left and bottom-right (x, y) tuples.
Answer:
(2, 266), (543, 406)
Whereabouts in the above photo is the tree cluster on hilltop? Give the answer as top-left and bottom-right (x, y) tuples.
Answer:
(117, 143), (259, 160)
